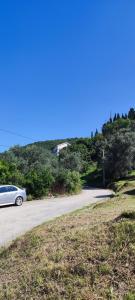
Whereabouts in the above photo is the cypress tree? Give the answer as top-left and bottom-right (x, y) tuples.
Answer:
(116, 113), (120, 119)
(91, 131), (94, 138)
(109, 117), (113, 123)
(128, 108), (135, 120)
(113, 113), (117, 122)
(95, 129), (98, 136)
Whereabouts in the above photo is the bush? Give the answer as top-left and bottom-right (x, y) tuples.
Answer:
(24, 169), (54, 198)
(53, 170), (82, 194)
(27, 194), (33, 201)
(0, 159), (82, 198)
(64, 170), (82, 194)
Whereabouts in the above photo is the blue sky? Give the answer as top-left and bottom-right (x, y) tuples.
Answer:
(0, 0), (135, 150)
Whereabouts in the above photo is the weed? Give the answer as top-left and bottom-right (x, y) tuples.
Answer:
(98, 263), (112, 275)
(124, 292), (135, 300)
(49, 250), (64, 263)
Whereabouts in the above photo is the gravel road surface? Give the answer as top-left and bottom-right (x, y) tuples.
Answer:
(0, 188), (112, 247)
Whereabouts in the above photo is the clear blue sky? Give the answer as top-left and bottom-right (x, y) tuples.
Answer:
(0, 0), (135, 150)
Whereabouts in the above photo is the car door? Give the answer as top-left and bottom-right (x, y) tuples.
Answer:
(0, 187), (8, 205)
(5, 186), (18, 204)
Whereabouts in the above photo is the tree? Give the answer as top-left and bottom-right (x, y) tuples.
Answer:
(128, 108), (135, 120)
(116, 113), (120, 120)
(95, 129), (99, 136)
(59, 151), (82, 172)
(113, 114), (117, 122)
(104, 129), (135, 181)
(102, 118), (131, 137)
(0, 160), (24, 186)
(109, 117), (113, 123)
(91, 131), (94, 138)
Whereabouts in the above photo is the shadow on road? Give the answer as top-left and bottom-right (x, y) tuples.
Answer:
(124, 189), (135, 196)
(95, 194), (113, 199)
(0, 204), (14, 209)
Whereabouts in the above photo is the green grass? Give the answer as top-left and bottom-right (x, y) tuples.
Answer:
(81, 164), (103, 187)
(109, 170), (135, 193)
(124, 292), (135, 300)
(1, 194), (135, 299)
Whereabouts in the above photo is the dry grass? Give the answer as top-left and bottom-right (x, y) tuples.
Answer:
(0, 193), (135, 299)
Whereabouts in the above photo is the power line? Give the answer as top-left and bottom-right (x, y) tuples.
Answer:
(0, 144), (11, 148)
(0, 128), (35, 142)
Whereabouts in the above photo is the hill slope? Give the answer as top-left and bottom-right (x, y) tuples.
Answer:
(0, 107), (135, 197)
(0, 190), (135, 299)
(26, 137), (86, 151)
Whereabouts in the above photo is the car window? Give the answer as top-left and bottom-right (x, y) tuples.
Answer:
(7, 186), (18, 192)
(0, 187), (8, 193)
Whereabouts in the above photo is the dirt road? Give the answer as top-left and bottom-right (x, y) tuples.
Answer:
(0, 188), (112, 246)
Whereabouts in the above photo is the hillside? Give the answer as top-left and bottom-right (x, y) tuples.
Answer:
(0, 186), (135, 299)
(23, 107), (135, 152)
(0, 107), (135, 197)
(26, 137), (84, 151)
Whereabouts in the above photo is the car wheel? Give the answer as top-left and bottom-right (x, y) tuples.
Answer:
(15, 196), (23, 206)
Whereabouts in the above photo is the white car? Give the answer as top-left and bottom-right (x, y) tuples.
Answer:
(0, 185), (27, 206)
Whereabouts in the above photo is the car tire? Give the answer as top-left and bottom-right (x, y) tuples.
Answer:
(15, 196), (23, 206)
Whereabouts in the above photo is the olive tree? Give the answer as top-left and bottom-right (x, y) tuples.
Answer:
(105, 129), (135, 181)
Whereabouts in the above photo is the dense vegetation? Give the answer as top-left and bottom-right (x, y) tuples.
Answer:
(0, 146), (82, 198)
(0, 107), (135, 198)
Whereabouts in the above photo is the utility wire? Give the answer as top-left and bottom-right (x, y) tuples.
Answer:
(0, 144), (11, 148)
(0, 128), (35, 142)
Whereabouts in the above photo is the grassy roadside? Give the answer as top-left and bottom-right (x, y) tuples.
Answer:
(0, 192), (135, 299)
(108, 170), (135, 193)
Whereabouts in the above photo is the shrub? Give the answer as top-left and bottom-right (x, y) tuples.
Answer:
(24, 168), (54, 198)
(124, 292), (135, 300)
(27, 194), (33, 201)
(53, 170), (82, 194)
(64, 170), (82, 194)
